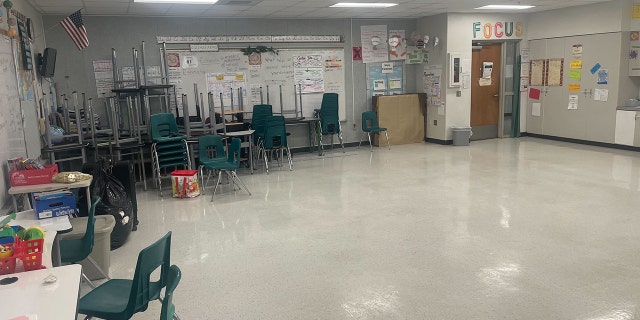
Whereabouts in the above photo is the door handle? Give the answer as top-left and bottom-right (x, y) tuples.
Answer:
(493, 94), (499, 97)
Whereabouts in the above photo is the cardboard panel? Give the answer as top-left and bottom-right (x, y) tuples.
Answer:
(372, 94), (425, 146)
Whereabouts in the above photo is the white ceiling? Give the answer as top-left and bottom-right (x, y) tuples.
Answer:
(26, 0), (613, 19)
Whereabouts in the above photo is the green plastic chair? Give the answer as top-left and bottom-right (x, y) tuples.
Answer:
(60, 197), (108, 288)
(319, 93), (345, 153)
(208, 138), (251, 200)
(78, 232), (172, 320)
(250, 104), (273, 147)
(150, 113), (191, 196)
(198, 135), (227, 192)
(160, 265), (181, 320)
(359, 111), (390, 151)
(261, 116), (293, 173)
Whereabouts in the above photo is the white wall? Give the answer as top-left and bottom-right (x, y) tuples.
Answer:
(1, 2), (45, 159)
(445, 13), (527, 140)
(417, 13), (447, 141)
(527, 1), (624, 40)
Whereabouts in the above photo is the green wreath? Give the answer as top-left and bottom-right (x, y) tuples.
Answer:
(241, 45), (278, 55)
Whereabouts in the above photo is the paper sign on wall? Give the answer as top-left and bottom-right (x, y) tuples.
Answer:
(570, 60), (582, 69)
(482, 62), (493, 78)
(568, 95), (579, 110)
(568, 84), (581, 92)
(569, 70), (581, 81)
(381, 62), (394, 74)
(594, 88), (609, 101)
(529, 87), (541, 100)
(572, 44), (583, 58)
(374, 79), (386, 90)
(597, 69), (608, 84)
(532, 102), (541, 116)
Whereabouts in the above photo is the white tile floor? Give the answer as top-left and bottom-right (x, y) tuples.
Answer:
(88, 138), (640, 319)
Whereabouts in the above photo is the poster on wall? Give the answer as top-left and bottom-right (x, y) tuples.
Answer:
(293, 55), (324, 93)
(388, 30), (407, 60)
(547, 58), (564, 86)
(406, 46), (428, 64)
(597, 69), (609, 84)
(530, 59), (546, 86)
(205, 72), (247, 107)
(361, 25), (388, 63)
(93, 60), (114, 96)
(423, 65), (442, 106)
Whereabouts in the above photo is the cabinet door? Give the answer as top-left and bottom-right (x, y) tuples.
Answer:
(615, 110), (636, 146)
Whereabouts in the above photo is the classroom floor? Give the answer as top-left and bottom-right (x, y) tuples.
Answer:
(89, 137), (640, 319)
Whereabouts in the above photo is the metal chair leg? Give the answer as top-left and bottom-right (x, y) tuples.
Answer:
(87, 256), (110, 280)
(367, 132), (373, 151)
(384, 130), (390, 150)
(338, 131), (345, 153)
(212, 171), (223, 201)
(286, 147), (293, 171)
(81, 271), (97, 289)
(263, 147), (270, 174)
(358, 131), (367, 149)
(231, 171), (251, 195)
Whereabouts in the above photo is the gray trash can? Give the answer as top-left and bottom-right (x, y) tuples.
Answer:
(60, 215), (115, 280)
(452, 127), (472, 146)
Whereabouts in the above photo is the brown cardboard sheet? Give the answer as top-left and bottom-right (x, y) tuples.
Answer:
(372, 94), (425, 146)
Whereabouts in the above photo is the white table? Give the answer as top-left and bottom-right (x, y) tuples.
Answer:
(0, 264), (82, 320)
(9, 209), (73, 267)
(8, 178), (92, 213)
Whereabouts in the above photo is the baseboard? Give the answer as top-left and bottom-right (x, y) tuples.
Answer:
(425, 138), (452, 145)
(519, 132), (529, 137)
(526, 133), (640, 152)
(290, 141), (361, 154)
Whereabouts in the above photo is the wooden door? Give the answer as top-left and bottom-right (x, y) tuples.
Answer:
(471, 43), (501, 140)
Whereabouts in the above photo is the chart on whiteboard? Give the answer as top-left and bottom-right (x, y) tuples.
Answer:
(205, 72), (247, 108)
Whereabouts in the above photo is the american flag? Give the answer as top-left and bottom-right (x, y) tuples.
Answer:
(60, 10), (89, 50)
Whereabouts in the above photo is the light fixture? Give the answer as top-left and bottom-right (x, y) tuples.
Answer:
(475, 5), (534, 10)
(134, 0), (218, 3)
(330, 3), (397, 8)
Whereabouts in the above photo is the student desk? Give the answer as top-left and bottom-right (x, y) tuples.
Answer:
(1, 264), (82, 320)
(285, 117), (323, 155)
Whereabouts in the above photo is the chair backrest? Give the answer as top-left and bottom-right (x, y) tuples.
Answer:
(227, 138), (242, 169)
(251, 104), (273, 145)
(319, 93), (340, 134)
(198, 135), (226, 163)
(160, 265), (181, 320)
(361, 111), (380, 131)
(126, 231), (172, 316)
(61, 196), (101, 263)
(150, 113), (179, 141)
(263, 116), (287, 149)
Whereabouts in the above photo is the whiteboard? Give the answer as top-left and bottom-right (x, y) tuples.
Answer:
(166, 49), (346, 120)
(0, 34), (27, 208)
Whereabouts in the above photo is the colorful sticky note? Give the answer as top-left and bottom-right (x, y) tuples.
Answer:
(568, 84), (581, 92)
(570, 60), (582, 69)
(590, 63), (601, 74)
(569, 70), (581, 81)
(529, 87), (541, 100)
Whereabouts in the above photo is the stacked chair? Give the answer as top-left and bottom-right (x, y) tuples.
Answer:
(261, 115), (293, 173)
(150, 113), (191, 197)
(318, 93), (345, 153)
(197, 134), (227, 193)
(250, 104), (273, 164)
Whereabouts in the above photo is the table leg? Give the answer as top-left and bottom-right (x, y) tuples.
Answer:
(249, 133), (254, 174)
(315, 121), (323, 156)
(52, 233), (62, 267)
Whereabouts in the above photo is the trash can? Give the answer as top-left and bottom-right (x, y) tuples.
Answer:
(60, 215), (115, 280)
(452, 127), (472, 146)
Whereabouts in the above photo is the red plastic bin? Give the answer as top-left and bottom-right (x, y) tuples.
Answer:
(0, 238), (45, 275)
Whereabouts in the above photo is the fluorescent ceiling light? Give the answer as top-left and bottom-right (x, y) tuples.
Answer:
(330, 3), (398, 8)
(475, 5), (534, 10)
(134, 0), (218, 3)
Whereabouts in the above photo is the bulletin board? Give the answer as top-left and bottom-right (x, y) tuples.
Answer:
(166, 48), (346, 120)
(367, 63), (404, 96)
(0, 34), (28, 207)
